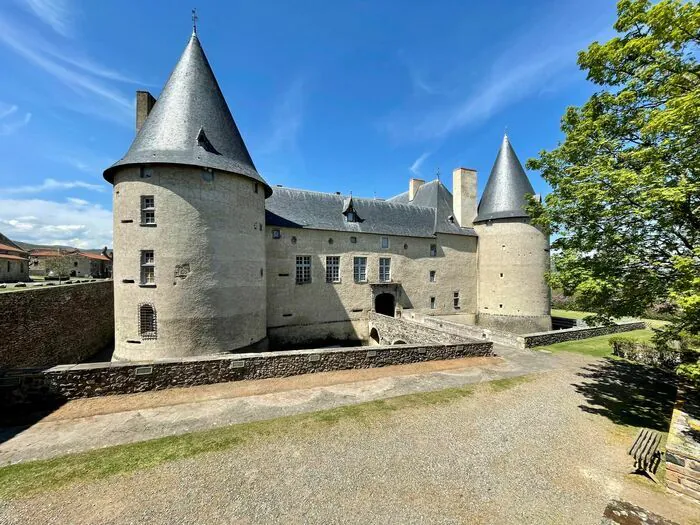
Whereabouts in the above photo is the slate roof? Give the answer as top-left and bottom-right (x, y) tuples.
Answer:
(104, 33), (271, 197)
(266, 185), (476, 238)
(474, 134), (535, 223)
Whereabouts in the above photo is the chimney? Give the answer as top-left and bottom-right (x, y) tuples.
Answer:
(136, 91), (156, 133)
(409, 178), (425, 201)
(452, 167), (477, 227)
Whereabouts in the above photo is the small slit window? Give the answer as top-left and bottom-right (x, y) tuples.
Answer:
(453, 291), (460, 310)
(430, 244), (437, 257)
(429, 270), (436, 282)
(430, 296), (436, 309)
(139, 303), (157, 340)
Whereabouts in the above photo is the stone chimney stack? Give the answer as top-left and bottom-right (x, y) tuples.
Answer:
(409, 178), (425, 201)
(136, 91), (156, 133)
(452, 167), (477, 227)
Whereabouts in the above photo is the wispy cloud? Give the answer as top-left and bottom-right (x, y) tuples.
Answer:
(0, 197), (112, 248)
(409, 151), (431, 176)
(0, 102), (32, 135)
(259, 78), (305, 155)
(0, 178), (106, 195)
(18, 0), (73, 37)
(0, 6), (142, 124)
(381, 14), (613, 144)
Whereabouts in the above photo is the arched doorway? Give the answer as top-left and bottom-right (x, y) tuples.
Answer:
(375, 293), (395, 317)
(369, 328), (380, 345)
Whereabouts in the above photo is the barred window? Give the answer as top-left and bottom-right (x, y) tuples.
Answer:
(326, 256), (340, 283)
(139, 304), (157, 340)
(141, 250), (155, 284)
(141, 196), (155, 225)
(353, 257), (367, 283)
(453, 291), (460, 309)
(379, 257), (391, 282)
(296, 255), (311, 284)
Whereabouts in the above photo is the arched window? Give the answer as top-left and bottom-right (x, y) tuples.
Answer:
(139, 304), (157, 340)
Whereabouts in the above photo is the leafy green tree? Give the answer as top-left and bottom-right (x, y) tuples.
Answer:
(527, 0), (699, 375)
(45, 253), (74, 283)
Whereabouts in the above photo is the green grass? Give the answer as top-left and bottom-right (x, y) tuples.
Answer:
(551, 309), (592, 320)
(0, 375), (534, 500)
(541, 329), (654, 357)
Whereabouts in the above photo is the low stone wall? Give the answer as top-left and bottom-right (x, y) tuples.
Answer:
(0, 281), (114, 368)
(368, 312), (468, 345)
(401, 311), (646, 350)
(522, 322), (646, 348)
(666, 393), (700, 504)
(1, 339), (493, 408)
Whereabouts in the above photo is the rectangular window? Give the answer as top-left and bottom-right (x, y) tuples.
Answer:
(453, 291), (460, 309)
(430, 244), (437, 257)
(140, 250), (155, 284)
(326, 256), (340, 283)
(295, 255), (311, 284)
(353, 256), (367, 283)
(430, 296), (436, 309)
(379, 257), (391, 282)
(429, 270), (436, 282)
(141, 196), (155, 225)
(380, 236), (389, 249)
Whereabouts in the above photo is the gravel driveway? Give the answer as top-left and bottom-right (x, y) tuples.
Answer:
(1, 355), (697, 525)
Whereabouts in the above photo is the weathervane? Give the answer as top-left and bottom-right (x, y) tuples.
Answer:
(192, 8), (198, 35)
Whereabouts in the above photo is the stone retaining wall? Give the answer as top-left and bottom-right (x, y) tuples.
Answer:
(401, 311), (645, 349)
(522, 322), (647, 348)
(1, 340), (493, 409)
(0, 281), (114, 368)
(665, 393), (700, 504)
(368, 312), (468, 345)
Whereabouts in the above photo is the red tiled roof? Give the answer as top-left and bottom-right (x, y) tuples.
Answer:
(30, 249), (65, 257)
(0, 243), (25, 254)
(80, 252), (111, 262)
(0, 254), (28, 261)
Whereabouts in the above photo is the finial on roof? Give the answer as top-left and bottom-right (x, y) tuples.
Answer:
(191, 8), (198, 35)
(436, 167), (441, 181)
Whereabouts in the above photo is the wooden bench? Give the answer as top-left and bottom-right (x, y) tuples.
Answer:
(628, 428), (662, 482)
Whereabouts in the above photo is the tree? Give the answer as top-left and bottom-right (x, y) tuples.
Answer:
(527, 1), (699, 366)
(44, 252), (74, 283)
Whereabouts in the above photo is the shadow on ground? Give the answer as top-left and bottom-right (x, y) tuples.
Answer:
(573, 358), (678, 431)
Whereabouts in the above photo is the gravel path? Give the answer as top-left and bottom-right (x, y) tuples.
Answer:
(1, 356), (696, 525)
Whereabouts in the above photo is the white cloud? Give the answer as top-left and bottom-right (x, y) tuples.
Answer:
(259, 78), (305, 155)
(409, 151), (431, 176)
(0, 178), (106, 195)
(0, 11), (141, 124)
(0, 102), (31, 136)
(0, 198), (112, 248)
(18, 0), (73, 37)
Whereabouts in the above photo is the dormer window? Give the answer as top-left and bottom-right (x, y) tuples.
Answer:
(342, 196), (363, 223)
(346, 211), (357, 222)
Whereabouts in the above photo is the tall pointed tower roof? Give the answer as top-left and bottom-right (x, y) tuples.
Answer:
(474, 134), (534, 223)
(104, 32), (271, 197)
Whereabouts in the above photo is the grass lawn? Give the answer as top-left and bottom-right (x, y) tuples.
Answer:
(540, 329), (654, 357)
(0, 375), (533, 500)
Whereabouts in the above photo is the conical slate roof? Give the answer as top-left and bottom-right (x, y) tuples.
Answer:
(474, 135), (534, 223)
(104, 33), (271, 197)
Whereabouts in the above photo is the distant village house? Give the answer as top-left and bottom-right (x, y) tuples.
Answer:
(29, 248), (113, 279)
(0, 233), (30, 283)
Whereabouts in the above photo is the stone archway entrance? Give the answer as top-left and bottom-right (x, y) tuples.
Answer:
(375, 293), (395, 317)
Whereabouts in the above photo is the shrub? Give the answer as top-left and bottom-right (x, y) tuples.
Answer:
(609, 336), (698, 370)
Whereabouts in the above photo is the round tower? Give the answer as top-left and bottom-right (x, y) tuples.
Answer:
(104, 32), (271, 361)
(474, 135), (551, 333)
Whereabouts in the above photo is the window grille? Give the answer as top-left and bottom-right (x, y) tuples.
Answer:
(141, 250), (155, 284)
(296, 255), (311, 284)
(379, 258), (391, 282)
(141, 196), (155, 225)
(139, 304), (157, 340)
(326, 256), (340, 283)
(353, 257), (367, 282)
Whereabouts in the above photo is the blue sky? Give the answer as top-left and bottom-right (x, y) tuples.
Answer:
(0, 0), (617, 248)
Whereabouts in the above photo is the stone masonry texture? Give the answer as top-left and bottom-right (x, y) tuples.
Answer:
(1, 340), (492, 410)
(0, 281), (113, 368)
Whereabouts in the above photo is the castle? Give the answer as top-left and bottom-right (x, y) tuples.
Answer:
(104, 31), (550, 361)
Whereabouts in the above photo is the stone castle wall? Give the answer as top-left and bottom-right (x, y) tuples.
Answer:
(0, 281), (113, 368)
(368, 312), (468, 345)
